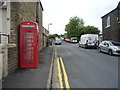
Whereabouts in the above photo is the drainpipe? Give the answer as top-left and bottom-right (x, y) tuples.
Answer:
(118, 7), (120, 41)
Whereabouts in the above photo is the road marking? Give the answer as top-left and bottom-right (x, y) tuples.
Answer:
(57, 58), (64, 88)
(59, 57), (70, 89)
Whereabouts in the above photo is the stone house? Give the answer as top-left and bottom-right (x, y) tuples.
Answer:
(43, 27), (49, 48)
(101, 2), (120, 42)
(0, 1), (11, 79)
(0, 1), (49, 79)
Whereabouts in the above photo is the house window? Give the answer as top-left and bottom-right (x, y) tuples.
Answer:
(106, 16), (110, 27)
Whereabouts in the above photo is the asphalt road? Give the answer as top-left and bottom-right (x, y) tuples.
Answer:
(56, 41), (119, 88)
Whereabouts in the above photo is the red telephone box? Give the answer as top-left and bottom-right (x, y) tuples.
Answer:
(19, 21), (39, 68)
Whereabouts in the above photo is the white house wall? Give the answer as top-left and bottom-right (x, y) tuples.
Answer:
(0, 8), (8, 44)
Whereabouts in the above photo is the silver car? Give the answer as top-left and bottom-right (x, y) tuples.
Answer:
(98, 41), (120, 55)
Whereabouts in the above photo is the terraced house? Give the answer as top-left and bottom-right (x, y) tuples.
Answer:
(101, 2), (120, 42)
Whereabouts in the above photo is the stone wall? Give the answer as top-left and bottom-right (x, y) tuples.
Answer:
(8, 2), (37, 73)
(37, 2), (43, 51)
(43, 27), (49, 48)
(8, 47), (18, 73)
(10, 2), (37, 43)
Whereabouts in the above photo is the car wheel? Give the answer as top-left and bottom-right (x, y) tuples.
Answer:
(108, 49), (113, 55)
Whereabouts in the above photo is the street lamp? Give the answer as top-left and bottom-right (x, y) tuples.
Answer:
(46, 23), (52, 47)
(48, 23), (52, 32)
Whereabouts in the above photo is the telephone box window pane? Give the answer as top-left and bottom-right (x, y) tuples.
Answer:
(22, 31), (33, 38)
(23, 59), (33, 63)
(23, 31), (33, 34)
(23, 34), (33, 38)
(23, 43), (32, 47)
(28, 39), (33, 42)
(23, 47), (33, 50)
(23, 51), (33, 54)
(24, 55), (33, 59)
(23, 39), (33, 42)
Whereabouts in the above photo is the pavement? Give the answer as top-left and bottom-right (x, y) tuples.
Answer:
(2, 45), (56, 89)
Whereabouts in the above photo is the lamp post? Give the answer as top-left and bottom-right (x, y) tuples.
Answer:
(46, 23), (52, 47)
(48, 23), (52, 32)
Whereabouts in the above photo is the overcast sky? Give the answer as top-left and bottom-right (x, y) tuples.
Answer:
(41, 0), (120, 34)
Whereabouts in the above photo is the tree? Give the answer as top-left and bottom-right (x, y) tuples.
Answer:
(49, 34), (59, 38)
(65, 16), (100, 39)
(80, 26), (100, 35)
(60, 34), (65, 37)
(65, 16), (84, 38)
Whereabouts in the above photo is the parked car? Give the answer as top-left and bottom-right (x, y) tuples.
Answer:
(70, 37), (78, 43)
(55, 38), (62, 45)
(98, 40), (120, 55)
(61, 37), (64, 41)
(79, 34), (99, 48)
(64, 38), (71, 42)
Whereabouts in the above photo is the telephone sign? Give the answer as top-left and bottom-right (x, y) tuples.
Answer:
(22, 25), (35, 27)
(19, 21), (39, 68)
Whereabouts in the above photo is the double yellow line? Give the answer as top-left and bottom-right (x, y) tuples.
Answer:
(57, 57), (70, 89)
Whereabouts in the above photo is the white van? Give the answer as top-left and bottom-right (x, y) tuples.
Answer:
(55, 38), (62, 45)
(79, 34), (99, 48)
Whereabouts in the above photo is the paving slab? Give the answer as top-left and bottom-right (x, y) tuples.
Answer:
(2, 46), (53, 89)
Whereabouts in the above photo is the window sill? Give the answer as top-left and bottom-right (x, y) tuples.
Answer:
(105, 25), (110, 28)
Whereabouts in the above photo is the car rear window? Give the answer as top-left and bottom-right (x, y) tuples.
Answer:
(72, 39), (77, 40)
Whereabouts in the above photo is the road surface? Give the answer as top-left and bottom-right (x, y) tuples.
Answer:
(56, 41), (118, 88)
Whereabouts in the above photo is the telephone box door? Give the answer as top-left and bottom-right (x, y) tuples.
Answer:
(20, 21), (38, 68)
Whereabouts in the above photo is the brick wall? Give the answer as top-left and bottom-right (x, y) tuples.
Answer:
(102, 15), (112, 40)
(110, 9), (119, 41)
(102, 9), (119, 41)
